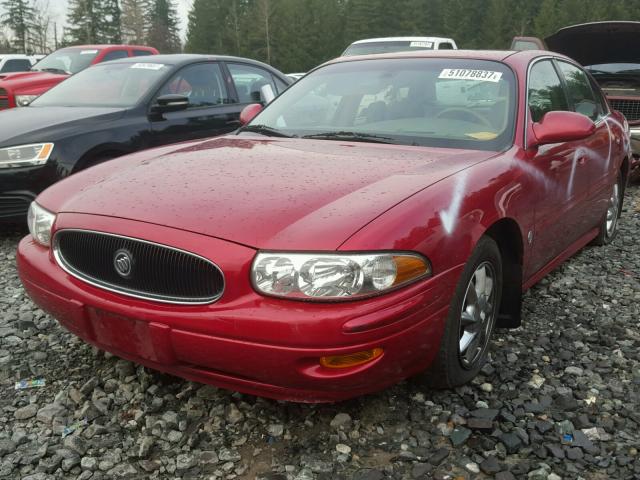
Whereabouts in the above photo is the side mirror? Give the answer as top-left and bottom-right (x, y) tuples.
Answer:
(151, 94), (189, 114)
(259, 84), (276, 104)
(240, 103), (263, 125)
(531, 111), (596, 147)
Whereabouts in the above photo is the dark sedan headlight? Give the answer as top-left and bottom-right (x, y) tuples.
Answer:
(252, 252), (431, 300)
(27, 202), (56, 247)
(0, 143), (53, 168)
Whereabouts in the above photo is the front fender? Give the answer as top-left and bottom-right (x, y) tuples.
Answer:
(339, 149), (534, 280)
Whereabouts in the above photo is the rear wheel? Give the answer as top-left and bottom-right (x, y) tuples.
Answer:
(592, 172), (623, 246)
(426, 236), (503, 388)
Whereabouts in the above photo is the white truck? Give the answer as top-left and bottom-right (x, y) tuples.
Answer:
(342, 36), (457, 56)
(0, 54), (40, 74)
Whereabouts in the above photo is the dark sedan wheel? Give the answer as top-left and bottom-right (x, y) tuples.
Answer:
(593, 172), (623, 246)
(426, 236), (503, 388)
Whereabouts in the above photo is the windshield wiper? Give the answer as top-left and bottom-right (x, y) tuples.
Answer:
(240, 124), (294, 138)
(33, 67), (70, 75)
(303, 131), (394, 144)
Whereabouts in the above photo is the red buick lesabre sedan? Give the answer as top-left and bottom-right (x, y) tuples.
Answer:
(17, 50), (630, 402)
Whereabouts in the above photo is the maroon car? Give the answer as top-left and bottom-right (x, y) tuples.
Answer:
(17, 50), (630, 402)
(0, 44), (158, 109)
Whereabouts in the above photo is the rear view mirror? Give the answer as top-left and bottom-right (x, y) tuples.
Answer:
(531, 111), (595, 147)
(240, 103), (263, 125)
(151, 94), (189, 114)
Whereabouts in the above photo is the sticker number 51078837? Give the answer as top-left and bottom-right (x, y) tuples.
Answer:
(439, 69), (503, 82)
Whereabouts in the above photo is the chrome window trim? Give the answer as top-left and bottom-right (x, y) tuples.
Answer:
(53, 228), (225, 305)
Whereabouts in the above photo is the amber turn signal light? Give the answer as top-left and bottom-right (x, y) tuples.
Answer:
(320, 348), (383, 369)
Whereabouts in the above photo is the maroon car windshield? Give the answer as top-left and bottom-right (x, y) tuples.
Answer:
(32, 48), (101, 75)
(247, 58), (517, 151)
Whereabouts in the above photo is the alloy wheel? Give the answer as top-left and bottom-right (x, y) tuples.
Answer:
(458, 261), (497, 369)
(606, 182), (620, 239)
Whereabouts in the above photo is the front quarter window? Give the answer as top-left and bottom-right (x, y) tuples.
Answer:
(244, 58), (516, 151)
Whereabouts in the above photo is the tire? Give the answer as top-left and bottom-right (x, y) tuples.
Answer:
(425, 236), (503, 389)
(592, 172), (623, 246)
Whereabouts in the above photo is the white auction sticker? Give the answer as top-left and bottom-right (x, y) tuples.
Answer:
(410, 41), (433, 48)
(131, 63), (165, 70)
(439, 68), (503, 82)
(80, 49), (98, 54)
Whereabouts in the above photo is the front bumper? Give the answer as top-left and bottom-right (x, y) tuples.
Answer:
(0, 163), (58, 222)
(17, 215), (460, 402)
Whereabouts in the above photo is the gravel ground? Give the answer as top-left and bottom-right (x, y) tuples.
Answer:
(1, 184), (639, 480)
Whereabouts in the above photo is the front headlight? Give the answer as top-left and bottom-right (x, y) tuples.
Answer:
(252, 252), (431, 300)
(0, 143), (54, 168)
(15, 95), (39, 107)
(27, 202), (56, 247)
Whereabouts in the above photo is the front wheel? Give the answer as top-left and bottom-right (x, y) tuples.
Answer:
(592, 173), (623, 246)
(425, 236), (503, 388)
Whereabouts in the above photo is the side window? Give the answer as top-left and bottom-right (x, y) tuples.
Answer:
(273, 75), (288, 94)
(528, 60), (569, 122)
(438, 42), (454, 50)
(158, 62), (229, 108)
(133, 50), (153, 57)
(227, 63), (277, 104)
(556, 61), (600, 121)
(0, 59), (32, 73)
(100, 50), (129, 63)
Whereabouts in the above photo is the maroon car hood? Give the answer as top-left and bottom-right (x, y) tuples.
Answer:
(545, 21), (640, 66)
(44, 136), (495, 250)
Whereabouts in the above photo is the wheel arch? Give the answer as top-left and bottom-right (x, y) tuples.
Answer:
(73, 145), (131, 172)
(483, 217), (524, 328)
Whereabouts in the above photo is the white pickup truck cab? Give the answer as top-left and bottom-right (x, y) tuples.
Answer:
(342, 36), (458, 56)
(0, 55), (39, 74)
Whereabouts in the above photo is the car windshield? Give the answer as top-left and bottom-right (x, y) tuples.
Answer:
(245, 58), (516, 151)
(587, 63), (640, 75)
(32, 47), (103, 75)
(343, 41), (435, 56)
(31, 62), (168, 108)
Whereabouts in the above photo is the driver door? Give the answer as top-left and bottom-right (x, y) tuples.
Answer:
(148, 62), (242, 147)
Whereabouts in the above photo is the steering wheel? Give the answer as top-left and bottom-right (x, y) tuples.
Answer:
(436, 107), (493, 128)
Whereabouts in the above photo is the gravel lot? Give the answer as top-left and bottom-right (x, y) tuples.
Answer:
(1, 184), (639, 480)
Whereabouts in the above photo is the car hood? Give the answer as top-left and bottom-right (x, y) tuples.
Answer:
(0, 106), (126, 147)
(0, 70), (67, 91)
(546, 21), (640, 66)
(43, 135), (497, 250)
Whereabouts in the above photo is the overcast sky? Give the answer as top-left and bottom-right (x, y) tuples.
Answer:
(1, 0), (192, 41)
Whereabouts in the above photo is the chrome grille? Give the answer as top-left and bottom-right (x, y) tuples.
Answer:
(54, 230), (224, 304)
(609, 99), (640, 121)
(0, 88), (8, 109)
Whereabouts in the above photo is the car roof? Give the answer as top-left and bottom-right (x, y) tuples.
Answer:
(350, 36), (455, 44)
(0, 54), (33, 59)
(325, 49), (573, 66)
(103, 54), (284, 72)
(59, 45), (154, 50)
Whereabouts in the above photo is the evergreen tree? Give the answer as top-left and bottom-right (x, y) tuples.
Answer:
(101, 0), (122, 43)
(121, 0), (149, 44)
(66, 0), (102, 44)
(146, 0), (181, 52)
(1, 0), (34, 52)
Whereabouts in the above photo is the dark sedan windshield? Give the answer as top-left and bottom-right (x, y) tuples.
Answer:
(31, 62), (168, 108)
(246, 58), (516, 151)
(32, 48), (102, 74)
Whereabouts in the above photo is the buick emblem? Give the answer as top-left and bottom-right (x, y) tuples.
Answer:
(113, 249), (133, 278)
